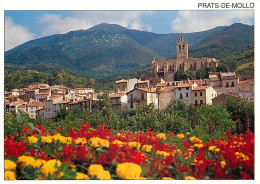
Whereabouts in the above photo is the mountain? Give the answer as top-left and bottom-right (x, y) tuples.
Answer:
(5, 23), (254, 80)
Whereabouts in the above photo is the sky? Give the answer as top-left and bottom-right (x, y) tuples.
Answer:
(4, 10), (254, 51)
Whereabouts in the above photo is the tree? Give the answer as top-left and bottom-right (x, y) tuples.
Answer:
(174, 70), (185, 81)
(89, 78), (95, 88)
(196, 68), (207, 79)
(98, 92), (112, 117)
(216, 64), (230, 72)
(156, 88), (161, 110)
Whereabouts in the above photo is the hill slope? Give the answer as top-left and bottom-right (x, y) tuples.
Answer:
(5, 23), (254, 79)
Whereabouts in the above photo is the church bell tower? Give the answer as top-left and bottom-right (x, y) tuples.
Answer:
(176, 36), (188, 60)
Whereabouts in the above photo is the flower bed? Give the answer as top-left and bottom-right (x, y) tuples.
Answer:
(4, 123), (254, 180)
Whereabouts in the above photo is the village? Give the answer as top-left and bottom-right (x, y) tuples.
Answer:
(4, 36), (254, 119)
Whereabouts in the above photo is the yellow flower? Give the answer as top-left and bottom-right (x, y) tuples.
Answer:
(176, 134), (185, 139)
(156, 150), (170, 157)
(215, 148), (220, 152)
(88, 164), (104, 176)
(220, 160), (226, 168)
(208, 146), (217, 151)
(162, 177), (175, 180)
(76, 138), (87, 145)
(189, 136), (203, 143)
(191, 158), (203, 166)
(88, 164), (111, 180)
(52, 134), (72, 144)
(4, 160), (17, 171)
(40, 159), (61, 177)
(28, 135), (38, 143)
(116, 162), (142, 180)
(31, 159), (46, 168)
(75, 172), (89, 180)
(194, 144), (204, 148)
(17, 155), (35, 166)
(5, 171), (16, 180)
(112, 140), (125, 147)
(186, 132), (190, 135)
(141, 144), (152, 153)
(184, 176), (196, 180)
(97, 170), (111, 180)
(41, 136), (52, 143)
(89, 137), (110, 148)
(128, 141), (141, 149)
(235, 152), (249, 161)
(157, 133), (166, 140)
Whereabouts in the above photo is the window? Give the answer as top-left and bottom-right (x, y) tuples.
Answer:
(130, 102), (133, 109)
(200, 92), (202, 96)
(190, 64), (192, 69)
(231, 82), (235, 87)
(225, 82), (229, 88)
(141, 93), (144, 100)
(180, 94), (183, 99)
(201, 62), (203, 68)
(186, 93), (189, 97)
(186, 87), (189, 90)
(178, 88), (181, 91)
(195, 100), (198, 106)
(200, 100), (203, 105)
(179, 45), (181, 51)
(195, 92), (197, 97)
(179, 64), (182, 70)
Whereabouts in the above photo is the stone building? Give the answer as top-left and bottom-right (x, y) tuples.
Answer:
(152, 36), (219, 82)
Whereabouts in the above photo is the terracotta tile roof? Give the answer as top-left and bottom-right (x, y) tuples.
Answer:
(27, 102), (45, 107)
(238, 80), (254, 87)
(190, 80), (206, 85)
(110, 93), (126, 98)
(46, 95), (63, 101)
(54, 99), (71, 104)
(176, 83), (194, 87)
(161, 86), (175, 92)
(192, 86), (211, 91)
(154, 83), (166, 87)
(138, 88), (157, 93)
(5, 102), (10, 105)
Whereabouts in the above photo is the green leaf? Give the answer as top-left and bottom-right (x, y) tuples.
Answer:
(17, 114), (25, 123)
(58, 162), (71, 173)
(28, 122), (35, 130)
(61, 170), (77, 179)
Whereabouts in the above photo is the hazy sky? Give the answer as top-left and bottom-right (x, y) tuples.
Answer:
(5, 10), (254, 51)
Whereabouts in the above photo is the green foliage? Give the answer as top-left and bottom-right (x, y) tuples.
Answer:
(174, 70), (195, 81)
(4, 69), (90, 91)
(196, 68), (207, 79)
(225, 96), (254, 133)
(216, 64), (230, 72)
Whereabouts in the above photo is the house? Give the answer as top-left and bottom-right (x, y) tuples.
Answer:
(192, 85), (217, 106)
(41, 95), (64, 119)
(110, 92), (128, 112)
(238, 80), (254, 100)
(212, 93), (240, 106)
(115, 78), (138, 93)
(174, 82), (198, 105)
(126, 88), (158, 109)
(208, 72), (239, 95)
(26, 102), (45, 119)
(158, 86), (175, 110)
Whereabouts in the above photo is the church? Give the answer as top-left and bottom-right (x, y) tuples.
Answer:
(151, 36), (219, 82)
